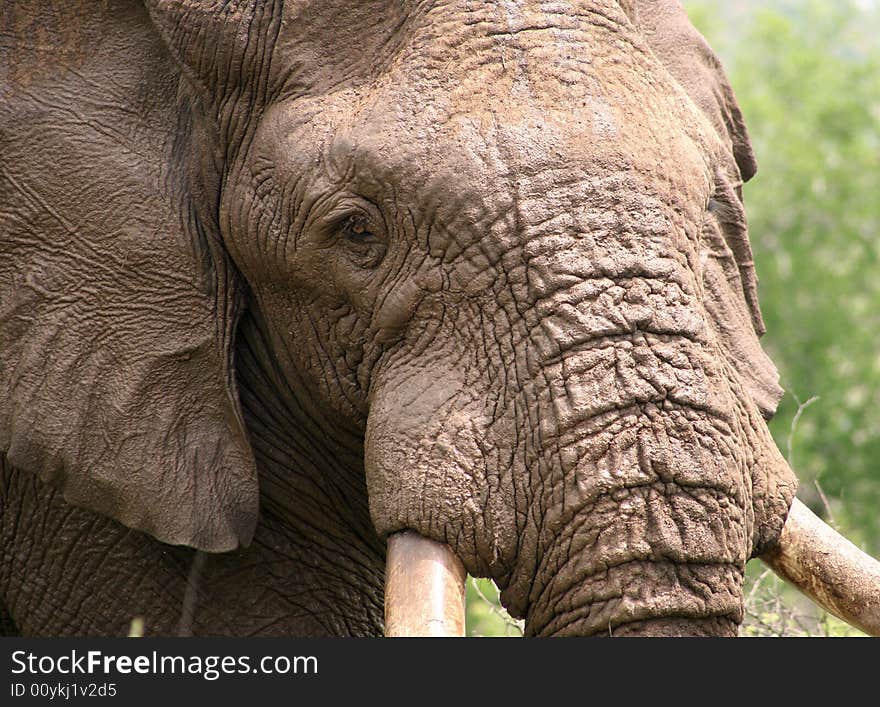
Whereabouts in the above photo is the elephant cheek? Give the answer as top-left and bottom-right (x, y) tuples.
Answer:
(363, 369), (516, 580)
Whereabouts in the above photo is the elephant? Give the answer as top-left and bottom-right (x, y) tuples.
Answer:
(1, 0), (877, 637)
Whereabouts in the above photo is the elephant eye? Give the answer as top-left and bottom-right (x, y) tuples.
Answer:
(338, 214), (386, 268)
(342, 215), (374, 242)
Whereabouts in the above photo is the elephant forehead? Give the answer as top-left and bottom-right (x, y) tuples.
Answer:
(314, 2), (714, 204)
(273, 0), (629, 91)
(253, 0), (718, 237)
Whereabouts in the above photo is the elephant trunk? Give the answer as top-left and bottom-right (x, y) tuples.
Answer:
(362, 157), (798, 635)
(506, 466), (747, 637)
(363, 254), (785, 635)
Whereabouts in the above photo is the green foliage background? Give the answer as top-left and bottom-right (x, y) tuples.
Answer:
(467, 0), (880, 636)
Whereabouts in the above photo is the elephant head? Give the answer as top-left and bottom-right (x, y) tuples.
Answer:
(1, 0), (876, 636)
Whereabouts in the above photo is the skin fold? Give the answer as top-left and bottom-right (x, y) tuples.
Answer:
(0, 0), (796, 636)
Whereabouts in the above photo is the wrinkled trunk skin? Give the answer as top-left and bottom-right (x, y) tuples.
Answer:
(366, 186), (792, 635)
(362, 155), (797, 635)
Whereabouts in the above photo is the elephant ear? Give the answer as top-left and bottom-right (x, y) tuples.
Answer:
(625, 0), (784, 419)
(0, 2), (257, 551)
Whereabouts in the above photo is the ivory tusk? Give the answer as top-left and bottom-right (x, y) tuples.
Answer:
(384, 530), (467, 637)
(761, 498), (880, 636)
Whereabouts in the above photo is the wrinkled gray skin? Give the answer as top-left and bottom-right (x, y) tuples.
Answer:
(0, 0), (796, 636)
